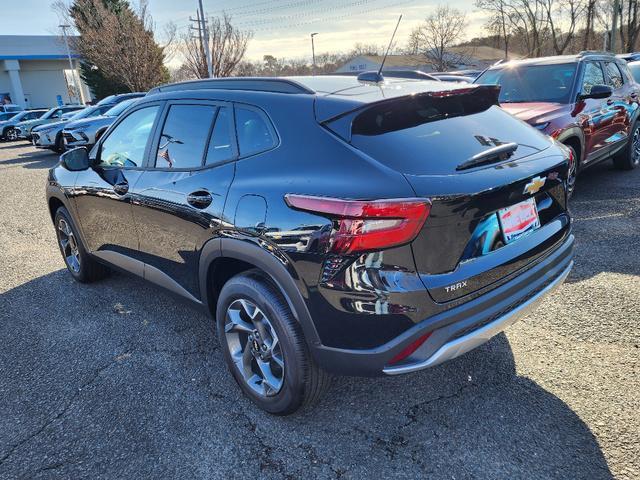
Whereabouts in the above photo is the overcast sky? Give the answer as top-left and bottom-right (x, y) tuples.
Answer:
(2, 0), (488, 62)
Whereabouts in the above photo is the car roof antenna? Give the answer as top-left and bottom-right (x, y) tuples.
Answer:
(357, 14), (402, 84)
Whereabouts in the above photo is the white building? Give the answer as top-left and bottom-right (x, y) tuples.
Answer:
(0, 35), (91, 109)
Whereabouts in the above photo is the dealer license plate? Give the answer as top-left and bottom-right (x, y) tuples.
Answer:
(497, 198), (540, 244)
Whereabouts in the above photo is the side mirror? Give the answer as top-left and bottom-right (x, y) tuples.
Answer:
(579, 84), (613, 100)
(60, 147), (90, 171)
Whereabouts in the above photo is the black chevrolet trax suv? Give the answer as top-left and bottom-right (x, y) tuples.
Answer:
(47, 76), (574, 414)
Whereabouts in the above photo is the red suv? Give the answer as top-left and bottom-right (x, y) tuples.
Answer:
(475, 52), (640, 196)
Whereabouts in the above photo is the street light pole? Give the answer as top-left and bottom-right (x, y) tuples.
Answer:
(311, 32), (318, 75)
(59, 24), (81, 104)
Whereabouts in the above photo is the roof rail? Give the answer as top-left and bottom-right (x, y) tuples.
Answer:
(147, 77), (315, 96)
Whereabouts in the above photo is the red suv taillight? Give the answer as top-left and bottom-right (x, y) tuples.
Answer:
(284, 194), (431, 254)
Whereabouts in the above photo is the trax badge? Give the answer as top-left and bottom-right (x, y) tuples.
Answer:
(523, 176), (546, 195)
(445, 281), (467, 293)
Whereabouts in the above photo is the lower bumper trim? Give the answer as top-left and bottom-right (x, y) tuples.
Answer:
(382, 260), (573, 375)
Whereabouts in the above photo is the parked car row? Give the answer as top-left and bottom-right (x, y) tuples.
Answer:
(31, 93), (144, 153)
(1, 92), (144, 152)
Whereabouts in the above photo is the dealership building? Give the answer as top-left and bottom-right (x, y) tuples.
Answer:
(0, 35), (91, 109)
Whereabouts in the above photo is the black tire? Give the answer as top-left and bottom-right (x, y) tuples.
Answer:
(54, 207), (109, 283)
(613, 121), (640, 170)
(216, 270), (331, 415)
(563, 144), (578, 199)
(54, 133), (64, 153)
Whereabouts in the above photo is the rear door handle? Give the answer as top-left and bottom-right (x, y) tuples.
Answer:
(113, 181), (129, 195)
(187, 190), (213, 209)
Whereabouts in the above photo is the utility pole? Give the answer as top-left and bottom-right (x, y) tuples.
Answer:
(311, 32), (318, 75)
(59, 24), (82, 104)
(189, 10), (206, 77)
(610, 0), (620, 53)
(198, 0), (213, 78)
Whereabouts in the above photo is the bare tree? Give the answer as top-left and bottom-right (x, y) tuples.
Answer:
(582, 0), (597, 49)
(477, 0), (512, 59)
(181, 13), (252, 78)
(621, 0), (640, 52)
(543, 0), (586, 54)
(411, 6), (469, 71)
(349, 43), (383, 56)
(67, 0), (170, 91)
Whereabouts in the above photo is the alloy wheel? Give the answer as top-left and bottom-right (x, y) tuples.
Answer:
(57, 218), (81, 273)
(565, 145), (577, 198)
(632, 125), (640, 167)
(224, 298), (284, 397)
(7, 129), (17, 141)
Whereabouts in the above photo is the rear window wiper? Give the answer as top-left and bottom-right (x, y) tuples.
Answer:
(456, 142), (518, 171)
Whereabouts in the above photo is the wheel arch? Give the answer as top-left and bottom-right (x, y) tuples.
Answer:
(555, 128), (584, 166)
(47, 194), (66, 222)
(199, 237), (321, 348)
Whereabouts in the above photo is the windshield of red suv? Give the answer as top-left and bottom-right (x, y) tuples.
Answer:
(476, 63), (577, 104)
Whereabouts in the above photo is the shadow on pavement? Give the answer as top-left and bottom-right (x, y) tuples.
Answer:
(0, 143), (59, 169)
(0, 269), (613, 479)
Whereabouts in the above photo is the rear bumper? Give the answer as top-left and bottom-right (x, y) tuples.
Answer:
(311, 233), (574, 376)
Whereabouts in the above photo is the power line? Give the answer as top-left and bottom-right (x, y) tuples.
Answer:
(240, 0), (419, 32)
(235, 0), (380, 27)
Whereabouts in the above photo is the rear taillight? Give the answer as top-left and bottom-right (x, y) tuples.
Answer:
(284, 194), (431, 254)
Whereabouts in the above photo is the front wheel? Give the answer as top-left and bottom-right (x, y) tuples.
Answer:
(564, 144), (578, 199)
(5, 128), (18, 141)
(54, 207), (109, 283)
(216, 270), (331, 415)
(613, 121), (640, 170)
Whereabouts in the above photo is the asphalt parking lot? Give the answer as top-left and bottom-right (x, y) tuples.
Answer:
(0, 142), (638, 479)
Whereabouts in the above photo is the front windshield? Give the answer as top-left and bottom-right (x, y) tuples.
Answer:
(68, 106), (98, 121)
(41, 108), (58, 120)
(0, 112), (17, 121)
(104, 99), (136, 117)
(476, 63), (577, 103)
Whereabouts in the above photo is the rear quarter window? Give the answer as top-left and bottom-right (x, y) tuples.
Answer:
(235, 106), (277, 157)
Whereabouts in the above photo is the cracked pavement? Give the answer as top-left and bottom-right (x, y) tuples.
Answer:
(0, 143), (638, 479)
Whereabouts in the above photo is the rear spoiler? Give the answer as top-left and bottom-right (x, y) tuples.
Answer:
(322, 85), (501, 142)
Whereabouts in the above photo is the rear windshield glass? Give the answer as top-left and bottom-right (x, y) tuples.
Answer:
(349, 91), (550, 175)
(475, 63), (577, 103)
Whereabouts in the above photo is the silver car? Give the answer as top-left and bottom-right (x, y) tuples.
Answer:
(0, 109), (47, 141)
(32, 104), (115, 152)
(62, 98), (139, 149)
(14, 105), (84, 140)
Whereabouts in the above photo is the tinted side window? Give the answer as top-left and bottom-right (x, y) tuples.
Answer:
(235, 107), (276, 157)
(582, 62), (605, 94)
(155, 104), (216, 169)
(604, 62), (624, 88)
(99, 106), (159, 168)
(205, 107), (234, 165)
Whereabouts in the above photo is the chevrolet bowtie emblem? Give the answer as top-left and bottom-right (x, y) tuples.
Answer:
(523, 176), (546, 195)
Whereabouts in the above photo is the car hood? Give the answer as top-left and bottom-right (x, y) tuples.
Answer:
(34, 120), (67, 132)
(16, 119), (44, 127)
(65, 115), (112, 130)
(500, 102), (569, 124)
